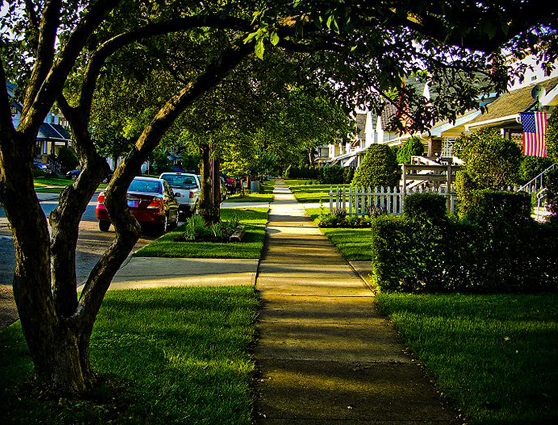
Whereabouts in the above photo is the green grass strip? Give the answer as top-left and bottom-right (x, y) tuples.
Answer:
(134, 207), (268, 259)
(306, 207), (374, 261)
(223, 193), (273, 203)
(285, 181), (349, 203)
(0, 286), (258, 425)
(376, 293), (558, 425)
(33, 177), (73, 188)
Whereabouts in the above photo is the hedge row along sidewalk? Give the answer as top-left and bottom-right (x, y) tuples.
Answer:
(253, 179), (457, 423)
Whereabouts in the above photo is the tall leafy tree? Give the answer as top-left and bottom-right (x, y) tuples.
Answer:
(0, 0), (556, 395)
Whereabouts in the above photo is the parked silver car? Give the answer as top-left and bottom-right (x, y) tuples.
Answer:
(159, 172), (200, 218)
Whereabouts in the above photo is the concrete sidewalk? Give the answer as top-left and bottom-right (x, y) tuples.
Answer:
(110, 257), (258, 290)
(254, 179), (457, 424)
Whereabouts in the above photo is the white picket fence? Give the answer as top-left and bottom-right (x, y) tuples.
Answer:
(329, 186), (458, 216)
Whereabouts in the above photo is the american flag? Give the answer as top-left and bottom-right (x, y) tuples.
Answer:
(520, 111), (547, 157)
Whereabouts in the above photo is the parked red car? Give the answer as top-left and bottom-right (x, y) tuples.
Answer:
(95, 177), (179, 233)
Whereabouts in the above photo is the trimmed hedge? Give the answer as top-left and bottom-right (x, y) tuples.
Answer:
(319, 165), (345, 184)
(371, 191), (558, 293)
(283, 165), (319, 179)
(403, 192), (447, 223)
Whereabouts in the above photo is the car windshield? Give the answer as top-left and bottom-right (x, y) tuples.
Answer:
(128, 179), (162, 194)
(160, 175), (198, 189)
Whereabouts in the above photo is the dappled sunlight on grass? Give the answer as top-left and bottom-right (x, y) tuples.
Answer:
(377, 293), (558, 425)
(0, 286), (259, 424)
(134, 207), (268, 259)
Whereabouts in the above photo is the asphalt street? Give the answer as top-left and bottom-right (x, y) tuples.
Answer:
(0, 194), (155, 287)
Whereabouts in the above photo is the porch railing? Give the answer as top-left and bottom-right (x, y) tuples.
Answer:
(517, 163), (556, 194)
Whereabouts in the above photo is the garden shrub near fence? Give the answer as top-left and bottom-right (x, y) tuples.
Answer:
(371, 192), (558, 293)
(319, 165), (345, 184)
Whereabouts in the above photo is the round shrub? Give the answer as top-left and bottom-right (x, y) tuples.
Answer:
(455, 129), (521, 188)
(403, 193), (447, 223)
(396, 137), (424, 164)
(351, 144), (399, 188)
(56, 146), (79, 172)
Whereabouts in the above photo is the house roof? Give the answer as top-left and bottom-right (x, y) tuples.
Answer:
(466, 76), (558, 126)
(380, 103), (399, 131)
(355, 113), (366, 141)
(37, 123), (71, 141)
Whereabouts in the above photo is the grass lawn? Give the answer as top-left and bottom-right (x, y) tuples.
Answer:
(224, 193), (274, 203)
(0, 286), (258, 424)
(286, 180), (348, 203)
(34, 177), (107, 193)
(261, 179), (275, 193)
(306, 207), (373, 261)
(134, 207), (268, 259)
(376, 293), (558, 425)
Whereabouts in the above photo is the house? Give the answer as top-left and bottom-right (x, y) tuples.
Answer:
(463, 76), (558, 141)
(325, 105), (400, 168)
(7, 83), (72, 171)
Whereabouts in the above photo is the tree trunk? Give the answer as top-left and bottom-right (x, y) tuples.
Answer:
(198, 142), (221, 225)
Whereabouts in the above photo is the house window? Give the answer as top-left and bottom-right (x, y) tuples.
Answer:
(441, 138), (455, 158)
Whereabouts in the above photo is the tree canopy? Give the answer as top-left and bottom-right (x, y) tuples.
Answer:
(1, 0), (557, 395)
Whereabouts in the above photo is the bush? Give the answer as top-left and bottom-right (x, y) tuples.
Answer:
(518, 156), (553, 184)
(546, 110), (558, 163)
(455, 170), (476, 216)
(546, 169), (558, 221)
(396, 137), (424, 164)
(460, 189), (531, 227)
(319, 165), (345, 184)
(455, 129), (521, 188)
(343, 167), (355, 184)
(370, 190), (558, 294)
(283, 165), (319, 179)
(403, 193), (447, 223)
(351, 144), (399, 188)
(56, 146), (79, 172)
(370, 215), (448, 293)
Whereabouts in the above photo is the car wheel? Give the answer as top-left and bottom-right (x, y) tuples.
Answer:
(99, 220), (110, 232)
(160, 214), (170, 234)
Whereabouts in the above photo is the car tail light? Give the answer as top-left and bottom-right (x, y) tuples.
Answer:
(148, 197), (164, 209)
(189, 192), (194, 198)
(97, 193), (105, 205)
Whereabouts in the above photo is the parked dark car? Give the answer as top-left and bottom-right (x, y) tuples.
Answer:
(66, 169), (81, 180)
(67, 169), (113, 182)
(95, 177), (179, 233)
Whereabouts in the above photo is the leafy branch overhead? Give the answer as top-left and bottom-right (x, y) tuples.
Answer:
(0, 0), (556, 396)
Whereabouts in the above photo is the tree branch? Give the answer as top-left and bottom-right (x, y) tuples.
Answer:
(19, 0), (121, 137)
(22, 0), (62, 117)
(75, 39), (254, 324)
(78, 15), (252, 122)
(0, 59), (16, 140)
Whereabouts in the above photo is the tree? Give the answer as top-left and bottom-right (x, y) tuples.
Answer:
(396, 137), (424, 164)
(351, 144), (399, 188)
(1, 0), (556, 396)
